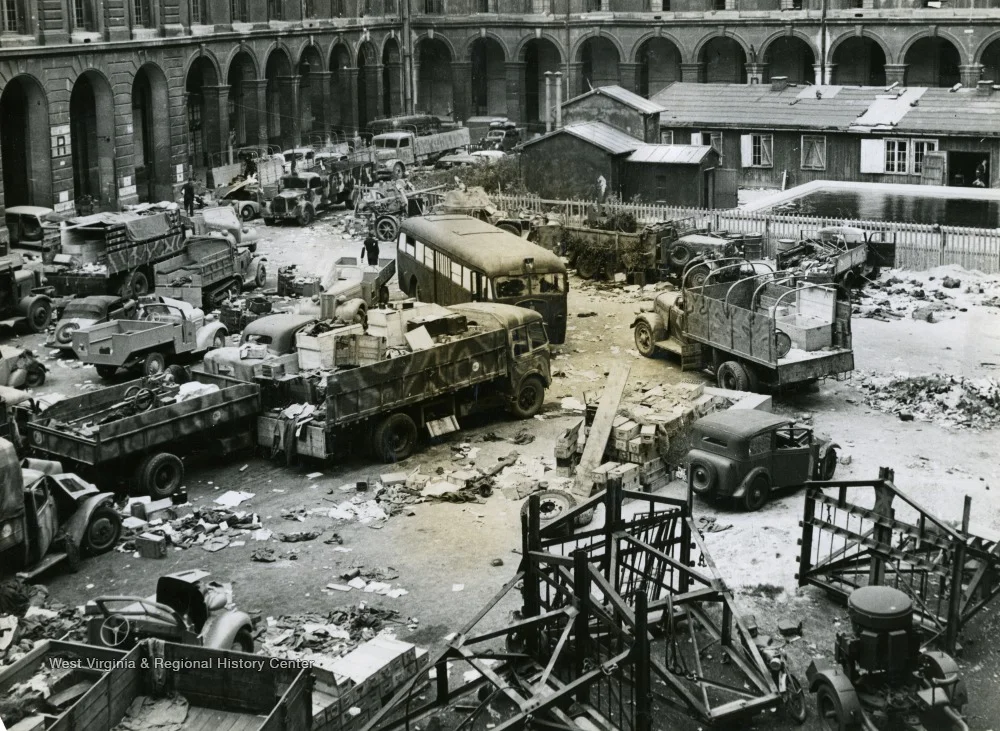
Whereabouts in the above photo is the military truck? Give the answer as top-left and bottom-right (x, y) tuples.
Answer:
(257, 302), (552, 463)
(263, 172), (328, 226)
(0, 252), (55, 333)
(778, 226), (897, 288)
(320, 257), (396, 321)
(372, 127), (471, 179)
(155, 236), (267, 309)
(632, 275), (854, 391)
(43, 209), (186, 298)
(0, 437), (121, 579)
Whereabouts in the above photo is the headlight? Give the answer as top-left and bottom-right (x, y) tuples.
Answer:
(1, 522), (13, 539)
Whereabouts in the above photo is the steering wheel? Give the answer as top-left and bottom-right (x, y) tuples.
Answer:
(99, 614), (132, 647)
(92, 597), (188, 635)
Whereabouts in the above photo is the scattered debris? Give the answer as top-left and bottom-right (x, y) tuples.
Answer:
(857, 372), (1000, 429)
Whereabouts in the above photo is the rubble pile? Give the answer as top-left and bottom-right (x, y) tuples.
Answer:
(0, 580), (87, 668)
(257, 604), (403, 666)
(855, 266), (1000, 321)
(857, 372), (1000, 429)
(120, 497), (263, 555)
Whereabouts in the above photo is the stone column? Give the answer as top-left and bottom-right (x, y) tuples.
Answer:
(554, 72), (563, 128)
(618, 62), (640, 93)
(451, 61), (472, 122)
(386, 62), (404, 117)
(342, 67), (359, 134)
(681, 62), (705, 83)
(959, 64), (984, 87)
(277, 76), (301, 149)
(310, 71), (335, 143)
(371, 64), (386, 119)
(504, 61), (525, 125)
(566, 62), (584, 98)
(544, 71), (553, 132)
(746, 63), (768, 85)
(200, 85), (230, 163)
(884, 64), (907, 86)
(245, 79), (269, 147)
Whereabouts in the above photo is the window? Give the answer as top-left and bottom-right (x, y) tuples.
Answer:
(132, 0), (149, 26)
(1, 0), (22, 33)
(885, 139), (908, 174)
(709, 132), (724, 163)
(423, 245), (435, 268)
(748, 433), (771, 456)
(268, 0), (283, 19)
(801, 135), (827, 171)
(741, 134), (773, 168)
(776, 428), (811, 449)
(414, 240), (425, 262)
(511, 326), (530, 357)
(424, 0), (443, 13)
(655, 175), (668, 202)
(527, 321), (547, 351)
(912, 139), (938, 176)
(231, 0), (249, 22)
(332, 0), (345, 15)
(660, 131), (673, 145)
(451, 260), (463, 285)
(534, 273), (565, 293)
(401, 235), (415, 257)
(190, 0), (205, 22)
(494, 276), (528, 298)
(462, 268), (473, 292)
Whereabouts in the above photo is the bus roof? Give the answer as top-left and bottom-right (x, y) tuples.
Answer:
(449, 302), (545, 330)
(400, 215), (567, 276)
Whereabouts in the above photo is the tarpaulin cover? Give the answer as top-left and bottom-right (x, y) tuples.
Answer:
(437, 186), (497, 215)
(124, 212), (171, 242)
(0, 438), (24, 520)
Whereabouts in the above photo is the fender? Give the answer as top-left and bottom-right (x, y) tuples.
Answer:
(196, 322), (229, 351)
(62, 493), (116, 548)
(201, 610), (254, 651)
(732, 465), (770, 500)
(17, 293), (52, 318)
(22, 457), (65, 475)
(806, 666), (865, 727)
(921, 651), (968, 709)
(333, 298), (367, 326)
(248, 256), (267, 284)
(630, 311), (667, 341)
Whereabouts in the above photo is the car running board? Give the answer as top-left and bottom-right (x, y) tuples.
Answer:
(17, 551), (67, 580)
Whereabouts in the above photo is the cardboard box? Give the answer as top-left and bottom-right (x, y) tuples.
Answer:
(613, 419), (640, 443)
(136, 532), (167, 559)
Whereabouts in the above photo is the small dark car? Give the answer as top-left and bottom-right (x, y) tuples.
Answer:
(47, 295), (136, 352)
(686, 410), (838, 511)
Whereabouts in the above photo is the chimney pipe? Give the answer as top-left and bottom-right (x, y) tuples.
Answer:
(771, 76), (789, 92)
(554, 71), (563, 128)
(544, 72), (553, 133)
(977, 80), (994, 97)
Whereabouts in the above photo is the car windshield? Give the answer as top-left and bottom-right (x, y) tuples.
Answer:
(494, 276), (529, 298)
(534, 273), (565, 293)
(143, 304), (182, 318)
(242, 333), (274, 347)
(487, 131), (505, 139)
(373, 138), (397, 149)
(282, 177), (309, 189)
(63, 302), (107, 318)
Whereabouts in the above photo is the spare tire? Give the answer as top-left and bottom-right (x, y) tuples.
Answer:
(520, 490), (577, 535)
(689, 461), (717, 496)
(668, 244), (693, 268)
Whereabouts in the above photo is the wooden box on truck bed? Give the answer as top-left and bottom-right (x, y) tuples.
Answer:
(18, 372), (260, 466)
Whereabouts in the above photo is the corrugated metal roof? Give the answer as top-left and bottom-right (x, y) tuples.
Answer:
(563, 85), (667, 115)
(626, 144), (713, 165)
(520, 121), (640, 155)
(652, 82), (1000, 137)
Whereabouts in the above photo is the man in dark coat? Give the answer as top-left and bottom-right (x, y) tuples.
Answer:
(182, 178), (196, 217)
(361, 227), (380, 266)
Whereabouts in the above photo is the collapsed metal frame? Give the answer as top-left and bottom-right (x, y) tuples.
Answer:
(797, 467), (1000, 654)
(363, 482), (781, 730)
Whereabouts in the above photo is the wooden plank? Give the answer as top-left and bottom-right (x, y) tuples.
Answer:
(572, 363), (630, 498)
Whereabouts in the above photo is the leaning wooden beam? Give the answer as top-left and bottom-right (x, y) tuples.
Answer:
(572, 363), (630, 498)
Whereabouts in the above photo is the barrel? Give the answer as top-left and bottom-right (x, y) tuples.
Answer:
(742, 234), (764, 260)
(776, 238), (797, 255)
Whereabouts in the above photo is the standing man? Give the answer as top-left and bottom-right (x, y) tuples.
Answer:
(361, 226), (380, 266)
(182, 178), (196, 217)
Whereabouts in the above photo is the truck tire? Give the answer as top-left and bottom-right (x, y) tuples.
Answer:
(130, 270), (151, 297)
(372, 413), (418, 463)
(392, 162), (405, 179)
(519, 489), (577, 536)
(137, 452), (184, 499)
(82, 505), (122, 556)
(375, 215), (399, 242)
(669, 244), (693, 268)
(26, 299), (52, 333)
(743, 474), (771, 511)
(717, 361), (750, 391)
(96, 364), (119, 380)
(497, 223), (520, 237)
(685, 265), (709, 289)
(24, 363), (46, 388)
(143, 352), (167, 377)
(633, 321), (656, 358)
(689, 461), (717, 496)
(774, 330), (792, 359)
(576, 253), (601, 280)
(297, 206), (314, 226)
(255, 264), (267, 288)
(511, 375), (546, 419)
(240, 204), (256, 222)
(820, 448), (838, 480)
(230, 628), (255, 653)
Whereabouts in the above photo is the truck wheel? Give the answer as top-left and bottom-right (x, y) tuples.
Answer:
(25, 364), (46, 388)
(143, 352), (167, 377)
(576, 253), (601, 280)
(240, 204), (256, 222)
(633, 321), (656, 358)
(26, 299), (52, 333)
(689, 461), (717, 496)
(212, 332), (227, 349)
(297, 206), (314, 226)
(497, 223), (520, 237)
(685, 266), (709, 289)
(255, 264), (267, 288)
(392, 162), (405, 178)
(375, 215), (399, 242)
(230, 628), (255, 653)
(820, 449), (838, 480)
(816, 684), (859, 731)
(519, 489), (577, 536)
(669, 244), (693, 268)
(511, 375), (546, 419)
(130, 270), (150, 297)
(775, 330), (792, 359)
(96, 364), (118, 379)
(166, 364), (189, 384)
(82, 505), (122, 556)
(372, 413), (418, 463)
(743, 474), (771, 512)
(137, 452), (184, 499)
(717, 361), (750, 391)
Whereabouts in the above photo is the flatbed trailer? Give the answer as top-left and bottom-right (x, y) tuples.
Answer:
(1, 640), (319, 731)
(16, 372), (260, 498)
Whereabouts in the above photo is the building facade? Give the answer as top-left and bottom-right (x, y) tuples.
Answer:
(1, 0), (1000, 236)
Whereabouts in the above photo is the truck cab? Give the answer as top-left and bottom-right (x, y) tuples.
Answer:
(4, 206), (60, 251)
(477, 121), (521, 152)
(0, 253), (54, 333)
(265, 173), (327, 226)
(0, 438), (121, 579)
(372, 132), (415, 178)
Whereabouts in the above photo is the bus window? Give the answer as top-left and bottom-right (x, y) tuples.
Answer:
(535, 273), (565, 293)
(472, 272), (484, 300)
(494, 276), (528, 298)
(436, 252), (450, 275)
(423, 245), (435, 268)
(451, 261), (463, 285)
(527, 321), (547, 350)
(400, 234), (415, 256)
(511, 326), (530, 357)
(415, 240), (425, 261)
(462, 267), (473, 292)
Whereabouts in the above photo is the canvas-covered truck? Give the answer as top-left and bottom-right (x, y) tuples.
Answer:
(0, 640), (322, 731)
(14, 371), (260, 499)
(0, 252), (55, 333)
(154, 236), (267, 309)
(372, 128), (471, 179)
(257, 302), (552, 463)
(43, 209), (186, 299)
(0, 437), (121, 579)
(263, 172), (330, 225)
(632, 275), (854, 391)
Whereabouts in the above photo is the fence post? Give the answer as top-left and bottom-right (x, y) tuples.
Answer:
(634, 590), (652, 731)
(573, 549), (592, 705)
(940, 227), (948, 267)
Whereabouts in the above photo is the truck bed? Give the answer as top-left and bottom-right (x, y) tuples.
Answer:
(19, 372), (260, 466)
